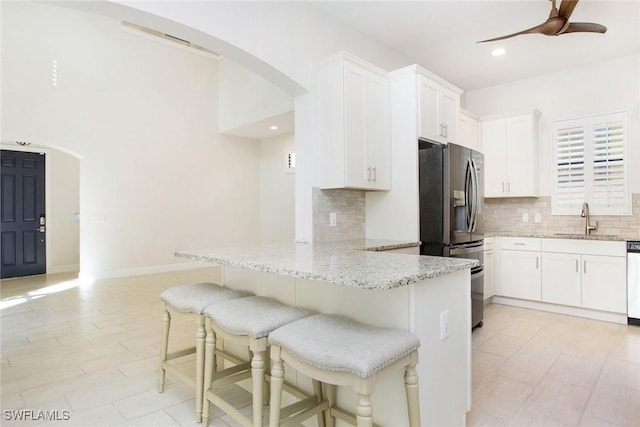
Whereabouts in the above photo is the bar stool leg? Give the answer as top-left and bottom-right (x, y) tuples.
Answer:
(202, 319), (216, 426)
(195, 314), (206, 422)
(324, 384), (336, 427)
(312, 380), (326, 427)
(268, 347), (285, 427)
(404, 355), (421, 427)
(158, 303), (171, 393)
(251, 349), (266, 427)
(355, 393), (373, 427)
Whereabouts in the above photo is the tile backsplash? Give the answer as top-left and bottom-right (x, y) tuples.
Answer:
(313, 188), (365, 242)
(484, 194), (640, 239)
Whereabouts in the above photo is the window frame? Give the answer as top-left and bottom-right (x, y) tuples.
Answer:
(551, 110), (631, 216)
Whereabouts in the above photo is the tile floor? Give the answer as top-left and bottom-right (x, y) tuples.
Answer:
(1, 269), (639, 426)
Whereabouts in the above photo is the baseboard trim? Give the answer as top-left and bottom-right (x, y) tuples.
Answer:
(47, 264), (80, 274)
(79, 261), (210, 280)
(492, 296), (628, 324)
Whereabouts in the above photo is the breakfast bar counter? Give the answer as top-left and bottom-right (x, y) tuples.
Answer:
(176, 240), (478, 426)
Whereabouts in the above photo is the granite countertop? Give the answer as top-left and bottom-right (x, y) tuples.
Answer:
(175, 239), (477, 291)
(486, 232), (630, 242)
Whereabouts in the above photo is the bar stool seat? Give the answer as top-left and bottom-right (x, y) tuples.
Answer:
(268, 314), (421, 427)
(202, 296), (314, 427)
(158, 282), (252, 422)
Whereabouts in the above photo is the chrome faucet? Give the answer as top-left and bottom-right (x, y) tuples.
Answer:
(580, 202), (597, 235)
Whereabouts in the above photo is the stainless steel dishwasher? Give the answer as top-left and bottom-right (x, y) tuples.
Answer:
(628, 241), (640, 326)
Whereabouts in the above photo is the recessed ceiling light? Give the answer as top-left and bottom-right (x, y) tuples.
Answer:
(491, 48), (506, 57)
(269, 125), (279, 130)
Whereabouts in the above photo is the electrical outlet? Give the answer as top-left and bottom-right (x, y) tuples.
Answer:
(440, 310), (450, 340)
(329, 212), (337, 227)
(522, 213), (529, 223)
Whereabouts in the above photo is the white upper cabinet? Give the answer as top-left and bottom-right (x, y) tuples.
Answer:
(481, 110), (540, 198)
(317, 52), (390, 190)
(459, 109), (479, 151)
(418, 73), (460, 144)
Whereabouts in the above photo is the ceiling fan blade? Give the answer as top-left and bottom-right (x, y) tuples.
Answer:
(477, 18), (565, 43)
(558, 0), (580, 20)
(562, 22), (607, 34)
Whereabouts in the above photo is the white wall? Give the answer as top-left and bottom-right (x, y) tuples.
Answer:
(1, 2), (260, 277)
(48, 148), (80, 272)
(59, 1), (412, 243)
(218, 58), (293, 134)
(464, 54), (640, 195)
(259, 133), (295, 243)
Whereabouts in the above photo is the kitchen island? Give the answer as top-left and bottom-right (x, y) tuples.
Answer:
(176, 240), (478, 426)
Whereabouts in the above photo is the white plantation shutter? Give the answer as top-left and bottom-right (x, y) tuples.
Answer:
(592, 119), (626, 212)
(555, 124), (585, 210)
(552, 111), (630, 215)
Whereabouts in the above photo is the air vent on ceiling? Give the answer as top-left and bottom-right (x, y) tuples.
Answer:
(121, 22), (221, 60)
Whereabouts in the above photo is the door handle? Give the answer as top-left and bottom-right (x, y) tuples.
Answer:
(367, 166), (372, 182)
(575, 259), (579, 273)
(372, 166), (377, 182)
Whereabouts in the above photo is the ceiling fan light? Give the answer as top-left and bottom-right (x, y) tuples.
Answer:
(491, 48), (506, 56)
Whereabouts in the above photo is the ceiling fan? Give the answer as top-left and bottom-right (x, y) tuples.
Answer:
(477, 0), (607, 43)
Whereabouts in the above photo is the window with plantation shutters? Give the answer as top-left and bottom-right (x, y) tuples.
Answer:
(552, 111), (630, 215)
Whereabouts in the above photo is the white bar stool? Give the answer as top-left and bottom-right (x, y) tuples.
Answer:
(158, 282), (252, 422)
(268, 314), (421, 427)
(202, 296), (314, 427)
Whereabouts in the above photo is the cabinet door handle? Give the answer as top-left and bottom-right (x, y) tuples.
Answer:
(443, 124), (448, 138)
(513, 242), (526, 246)
(372, 166), (377, 182)
(536, 256), (539, 269)
(575, 259), (579, 273)
(502, 182), (505, 194)
(584, 260), (587, 274)
(367, 166), (372, 182)
(507, 182), (511, 193)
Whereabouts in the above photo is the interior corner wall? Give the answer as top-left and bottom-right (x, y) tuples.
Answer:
(464, 54), (640, 195)
(48, 148), (80, 272)
(218, 58), (294, 134)
(1, 1), (260, 277)
(259, 132), (295, 243)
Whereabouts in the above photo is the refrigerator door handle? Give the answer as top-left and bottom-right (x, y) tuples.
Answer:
(465, 159), (473, 232)
(467, 158), (478, 232)
(471, 159), (480, 232)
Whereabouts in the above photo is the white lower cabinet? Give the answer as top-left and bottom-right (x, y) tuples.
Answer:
(541, 252), (581, 306)
(484, 237), (494, 300)
(581, 255), (627, 313)
(500, 249), (541, 300)
(499, 238), (627, 317)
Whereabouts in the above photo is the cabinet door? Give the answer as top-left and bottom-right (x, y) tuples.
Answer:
(541, 252), (581, 306)
(481, 119), (507, 197)
(484, 249), (494, 300)
(418, 75), (441, 142)
(505, 114), (538, 197)
(582, 255), (627, 313)
(500, 250), (541, 300)
(459, 112), (479, 151)
(344, 62), (368, 188)
(365, 74), (390, 189)
(440, 89), (459, 144)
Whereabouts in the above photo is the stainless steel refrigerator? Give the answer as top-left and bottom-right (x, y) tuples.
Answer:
(419, 139), (485, 329)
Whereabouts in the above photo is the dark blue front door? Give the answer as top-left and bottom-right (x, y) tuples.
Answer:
(1, 150), (46, 278)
